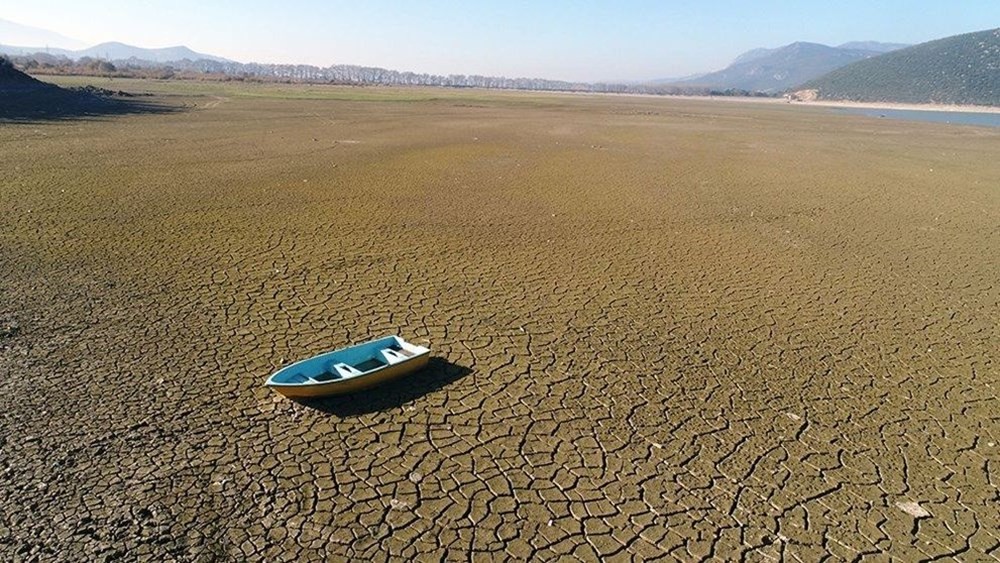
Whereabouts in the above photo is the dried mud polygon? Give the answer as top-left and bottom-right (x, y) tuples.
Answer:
(1, 82), (998, 560)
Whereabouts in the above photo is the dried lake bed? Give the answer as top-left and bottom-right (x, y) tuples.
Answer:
(1, 79), (998, 560)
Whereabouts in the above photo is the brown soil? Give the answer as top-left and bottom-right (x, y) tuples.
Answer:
(1, 79), (998, 560)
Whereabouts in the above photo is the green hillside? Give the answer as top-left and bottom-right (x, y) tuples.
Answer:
(801, 28), (1000, 106)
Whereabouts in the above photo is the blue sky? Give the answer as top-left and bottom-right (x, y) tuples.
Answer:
(4, 1), (998, 81)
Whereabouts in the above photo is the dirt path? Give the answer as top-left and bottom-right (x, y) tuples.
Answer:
(202, 95), (230, 109)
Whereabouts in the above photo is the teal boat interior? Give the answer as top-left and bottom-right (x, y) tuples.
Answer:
(267, 336), (427, 386)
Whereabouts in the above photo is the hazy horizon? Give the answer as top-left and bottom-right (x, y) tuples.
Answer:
(3, 1), (998, 82)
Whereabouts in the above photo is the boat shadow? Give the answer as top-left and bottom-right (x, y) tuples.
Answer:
(298, 356), (472, 416)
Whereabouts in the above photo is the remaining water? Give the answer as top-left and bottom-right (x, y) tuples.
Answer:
(837, 107), (1000, 128)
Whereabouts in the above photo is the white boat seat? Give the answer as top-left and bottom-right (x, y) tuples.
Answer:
(332, 363), (363, 378)
(390, 345), (416, 357)
(381, 348), (410, 364)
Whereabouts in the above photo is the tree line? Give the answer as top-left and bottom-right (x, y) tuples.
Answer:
(5, 51), (775, 98)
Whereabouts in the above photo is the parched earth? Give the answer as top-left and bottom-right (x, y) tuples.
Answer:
(1, 81), (998, 561)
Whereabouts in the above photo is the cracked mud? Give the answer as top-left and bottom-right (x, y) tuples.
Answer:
(1, 81), (999, 561)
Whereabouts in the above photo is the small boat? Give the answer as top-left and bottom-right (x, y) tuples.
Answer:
(266, 336), (430, 399)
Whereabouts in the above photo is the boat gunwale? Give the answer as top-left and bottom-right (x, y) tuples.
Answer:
(264, 336), (430, 388)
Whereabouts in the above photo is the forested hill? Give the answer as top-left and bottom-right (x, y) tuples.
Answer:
(682, 42), (896, 93)
(801, 28), (1000, 106)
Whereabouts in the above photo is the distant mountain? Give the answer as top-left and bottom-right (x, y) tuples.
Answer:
(731, 47), (779, 66)
(0, 44), (76, 58)
(0, 18), (85, 50)
(0, 41), (231, 64)
(802, 28), (1000, 106)
(72, 42), (231, 63)
(0, 19), (227, 63)
(837, 41), (910, 53)
(647, 72), (705, 85)
(679, 41), (908, 93)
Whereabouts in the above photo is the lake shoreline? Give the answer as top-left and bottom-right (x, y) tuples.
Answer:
(568, 90), (1000, 115)
(790, 99), (1000, 114)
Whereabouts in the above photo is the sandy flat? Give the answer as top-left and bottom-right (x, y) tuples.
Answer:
(584, 90), (1000, 114)
(792, 98), (1000, 114)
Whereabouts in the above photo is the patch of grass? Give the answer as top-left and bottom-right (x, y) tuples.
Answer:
(35, 75), (571, 107)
